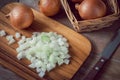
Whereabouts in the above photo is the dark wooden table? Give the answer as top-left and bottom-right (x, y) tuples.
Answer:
(0, 0), (120, 80)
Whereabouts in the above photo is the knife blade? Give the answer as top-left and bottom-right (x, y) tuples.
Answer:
(0, 0), (19, 8)
(82, 29), (120, 80)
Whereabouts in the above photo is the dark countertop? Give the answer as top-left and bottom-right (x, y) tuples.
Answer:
(0, 0), (120, 80)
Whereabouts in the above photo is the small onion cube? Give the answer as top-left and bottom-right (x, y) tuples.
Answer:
(21, 36), (26, 40)
(0, 30), (6, 37)
(38, 71), (45, 78)
(15, 32), (21, 39)
(64, 59), (70, 64)
(17, 51), (25, 60)
(6, 35), (16, 45)
(28, 63), (36, 68)
(36, 67), (42, 73)
(8, 38), (15, 45)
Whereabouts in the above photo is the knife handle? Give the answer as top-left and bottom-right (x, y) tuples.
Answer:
(83, 57), (107, 80)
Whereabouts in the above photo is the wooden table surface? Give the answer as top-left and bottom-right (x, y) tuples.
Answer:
(0, 0), (120, 80)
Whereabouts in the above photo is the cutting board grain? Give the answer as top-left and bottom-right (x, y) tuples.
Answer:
(0, 3), (91, 80)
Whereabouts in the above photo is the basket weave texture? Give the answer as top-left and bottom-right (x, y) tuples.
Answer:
(61, 0), (120, 32)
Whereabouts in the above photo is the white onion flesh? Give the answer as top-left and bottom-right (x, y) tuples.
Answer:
(16, 32), (70, 77)
(15, 32), (21, 39)
(6, 35), (15, 45)
(0, 30), (6, 37)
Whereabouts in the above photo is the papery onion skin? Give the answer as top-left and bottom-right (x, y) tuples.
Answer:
(76, 0), (107, 20)
(6, 3), (34, 29)
(39, 0), (61, 16)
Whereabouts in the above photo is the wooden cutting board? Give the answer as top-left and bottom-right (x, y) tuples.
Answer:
(0, 3), (91, 80)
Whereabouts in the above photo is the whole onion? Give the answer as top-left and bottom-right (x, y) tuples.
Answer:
(6, 3), (34, 29)
(75, 0), (107, 20)
(38, 0), (61, 16)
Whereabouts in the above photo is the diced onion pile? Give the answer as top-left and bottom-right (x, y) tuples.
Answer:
(16, 32), (70, 77)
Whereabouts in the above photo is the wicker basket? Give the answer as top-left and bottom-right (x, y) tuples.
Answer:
(61, 0), (120, 32)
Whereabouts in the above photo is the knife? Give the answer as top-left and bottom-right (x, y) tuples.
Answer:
(72, 28), (120, 80)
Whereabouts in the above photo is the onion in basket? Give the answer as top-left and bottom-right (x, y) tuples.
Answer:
(16, 32), (70, 77)
(75, 0), (107, 20)
(38, 0), (61, 16)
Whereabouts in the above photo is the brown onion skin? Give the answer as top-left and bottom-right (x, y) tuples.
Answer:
(39, 0), (61, 16)
(71, 0), (83, 3)
(6, 3), (34, 29)
(76, 0), (107, 20)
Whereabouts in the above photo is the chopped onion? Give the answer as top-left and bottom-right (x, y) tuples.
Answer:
(6, 35), (16, 45)
(16, 32), (70, 77)
(15, 32), (21, 39)
(0, 30), (6, 37)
